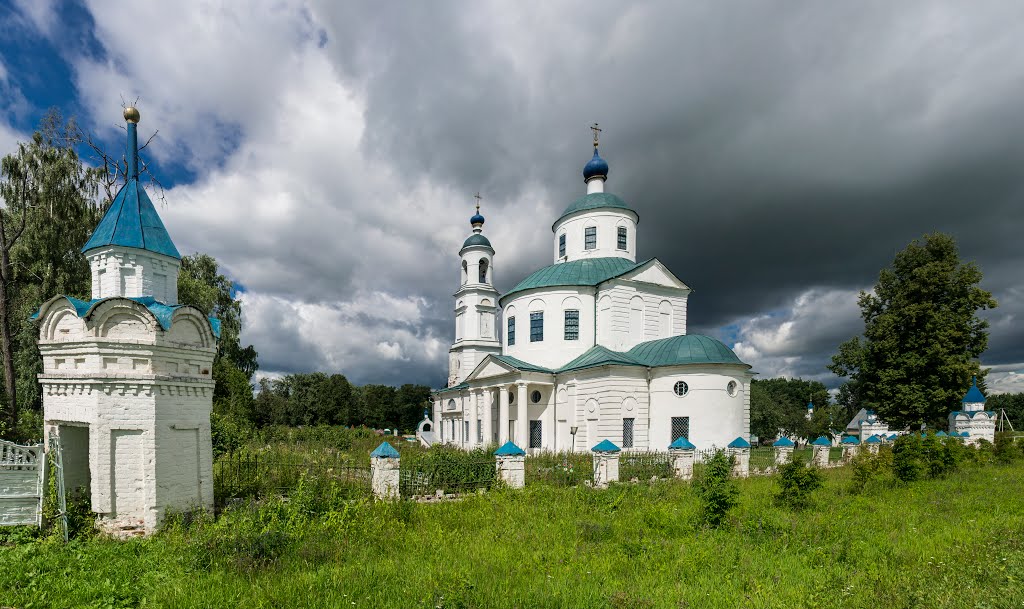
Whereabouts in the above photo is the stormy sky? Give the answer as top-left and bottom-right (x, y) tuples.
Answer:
(1, 0), (1022, 393)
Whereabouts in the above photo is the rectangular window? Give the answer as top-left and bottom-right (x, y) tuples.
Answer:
(478, 419), (482, 444)
(464, 421), (469, 444)
(530, 311), (544, 342)
(623, 418), (635, 448)
(559, 233), (566, 257)
(584, 226), (597, 250)
(507, 316), (515, 346)
(617, 226), (627, 250)
(564, 309), (579, 340)
(671, 416), (690, 443)
(529, 420), (542, 449)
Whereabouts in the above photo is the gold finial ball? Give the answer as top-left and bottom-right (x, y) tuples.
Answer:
(123, 106), (140, 124)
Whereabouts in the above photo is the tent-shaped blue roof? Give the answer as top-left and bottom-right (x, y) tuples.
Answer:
(370, 441), (400, 458)
(773, 437), (795, 447)
(888, 434), (899, 441)
(494, 441), (526, 456)
(82, 179), (180, 259)
(962, 376), (986, 403)
(841, 436), (860, 445)
(727, 437), (750, 449)
(669, 436), (695, 449)
(936, 431), (948, 437)
(811, 436), (832, 447)
(591, 439), (621, 453)
(865, 435), (882, 444)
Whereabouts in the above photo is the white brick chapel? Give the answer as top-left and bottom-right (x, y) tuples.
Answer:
(34, 107), (221, 532)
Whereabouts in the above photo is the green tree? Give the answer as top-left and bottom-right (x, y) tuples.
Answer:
(749, 377), (831, 441)
(0, 111), (103, 434)
(176, 253), (259, 424)
(829, 233), (996, 429)
(987, 393), (1024, 430)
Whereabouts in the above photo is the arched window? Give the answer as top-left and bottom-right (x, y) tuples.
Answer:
(659, 301), (673, 337)
(558, 233), (566, 258)
(461, 260), (468, 284)
(479, 258), (488, 283)
(630, 296), (644, 340)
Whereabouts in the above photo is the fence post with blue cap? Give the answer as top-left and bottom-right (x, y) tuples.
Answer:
(370, 441), (401, 500)
(494, 442), (526, 489)
(668, 436), (696, 480)
(727, 437), (750, 478)
(811, 436), (831, 468)
(591, 439), (621, 488)
(865, 434), (882, 454)
(772, 437), (795, 466)
(841, 435), (861, 463)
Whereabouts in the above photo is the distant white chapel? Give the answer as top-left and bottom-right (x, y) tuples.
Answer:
(430, 129), (752, 452)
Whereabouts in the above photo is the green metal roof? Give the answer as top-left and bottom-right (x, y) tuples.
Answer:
(554, 192), (636, 227)
(557, 345), (645, 373)
(500, 257), (648, 305)
(626, 334), (748, 367)
(491, 355), (552, 373)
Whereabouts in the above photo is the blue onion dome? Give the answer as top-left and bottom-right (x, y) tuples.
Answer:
(583, 148), (609, 181)
(470, 212), (485, 226)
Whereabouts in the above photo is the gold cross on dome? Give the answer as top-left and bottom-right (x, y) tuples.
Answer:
(474, 191), (482, 213)
(591, 123), (602, 147)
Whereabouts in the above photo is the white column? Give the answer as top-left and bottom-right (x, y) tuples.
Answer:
(432, 398), (441, 443)
(483, 389), (494, 446)
(498, 385), (509, 444)
(545, 387), (555, 451)
(470, 391), (480, 448)
(516, 382), (529, 449)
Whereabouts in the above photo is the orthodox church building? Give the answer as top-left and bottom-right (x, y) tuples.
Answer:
(34, 107), (220, 533)
(431, 130), (752, 452)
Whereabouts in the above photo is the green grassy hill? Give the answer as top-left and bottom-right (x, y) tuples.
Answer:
(2, 461), (1023, 608)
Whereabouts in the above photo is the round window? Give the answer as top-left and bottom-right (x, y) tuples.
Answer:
(673, 381), (688, 397)
(727, 381), (738, 397)
(509, 391), (515, 404)
(531, 390), (542, 403)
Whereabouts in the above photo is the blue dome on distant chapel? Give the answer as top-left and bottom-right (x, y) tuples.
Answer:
(583, 148), (609, 181)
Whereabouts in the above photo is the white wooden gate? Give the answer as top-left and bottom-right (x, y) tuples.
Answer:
(0, 439), (45, 527)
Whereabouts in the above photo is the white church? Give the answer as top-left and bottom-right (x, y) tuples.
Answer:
(430, 130), (752, 452)
(34, 107), (220, 532)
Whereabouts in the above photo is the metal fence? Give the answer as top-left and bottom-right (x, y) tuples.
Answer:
(0, 439), (45, 527)
(214, 451), (372, 506)
(526, 452), (594, 487)
(620, 451), (674, 480)
(399, 456), (496, 497)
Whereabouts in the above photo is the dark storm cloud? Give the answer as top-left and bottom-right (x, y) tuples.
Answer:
(312, 0), (1024, 377)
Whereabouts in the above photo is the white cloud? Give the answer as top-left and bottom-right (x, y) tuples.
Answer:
(730, 288), (864, 381)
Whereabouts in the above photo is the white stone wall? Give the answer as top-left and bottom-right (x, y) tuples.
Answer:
(648, 366), (751, 451)
(552, 209), (638, 264)
(38, 297), (216, 533)
(502, 289), (596, 369)
(566, 368), (649, 451)
(595, 282), (688, 351)
(87, 247), (180, 303)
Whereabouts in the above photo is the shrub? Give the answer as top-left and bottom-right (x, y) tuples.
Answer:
(849, 448), (884, 494)
(892, 434), (925, 483)
(994, 432), (1019, 465)
(211, 412), (255, 457)
(776, 454), (823, 509)
(696, 450), (738, 528)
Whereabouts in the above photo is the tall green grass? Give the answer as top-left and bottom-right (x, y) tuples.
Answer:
(3, 459), (1023, 608)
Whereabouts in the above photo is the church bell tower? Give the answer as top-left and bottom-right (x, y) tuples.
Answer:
(448, 195), (501, 386)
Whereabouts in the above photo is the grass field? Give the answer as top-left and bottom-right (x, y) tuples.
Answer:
(2, 456), (1023, 608)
